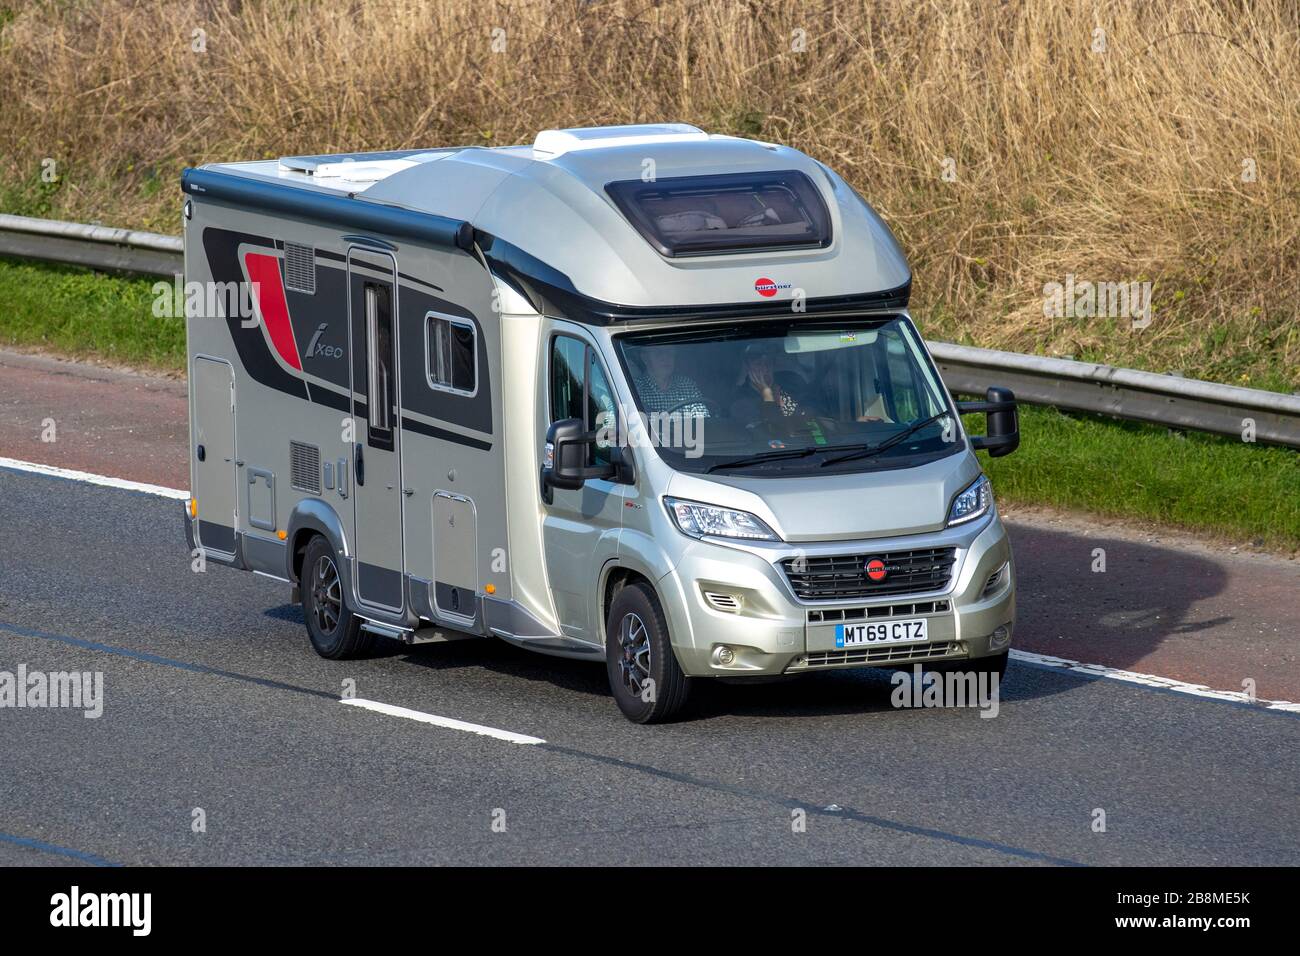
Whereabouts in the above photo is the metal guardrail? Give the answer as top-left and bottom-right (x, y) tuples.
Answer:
(2, 213), (1298, 448)
(931, 343), (1300, 449)
(0, 213), (182, 277)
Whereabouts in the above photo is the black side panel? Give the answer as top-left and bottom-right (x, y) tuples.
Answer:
(358, 563), (405, 609)
(242, 534), (288, 577)
(198, 521), (236, 555)
(201, 226), (492, 440)
(202, 228), (309, 399)
(434, 582), (479, 626)
(307, 382), (351, 413)
(288, 263), (349, 389)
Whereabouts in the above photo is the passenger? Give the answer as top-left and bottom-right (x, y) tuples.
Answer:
(633, 349), (710, 416)
(730, 343), (819, 427)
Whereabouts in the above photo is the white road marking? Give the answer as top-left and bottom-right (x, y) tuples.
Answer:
(340, 698), (546, 744)
(0, 456), (188, 500)
(1010, 649), (1300, 712)
(1, 456), (1295, 716)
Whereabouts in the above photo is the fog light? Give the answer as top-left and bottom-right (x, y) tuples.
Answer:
(712, 645), (736, 666)
(990, 624), (1011, 649)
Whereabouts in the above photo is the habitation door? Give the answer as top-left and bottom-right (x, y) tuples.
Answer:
(191, 356), (237, 558)
(347, 248), (405, 613)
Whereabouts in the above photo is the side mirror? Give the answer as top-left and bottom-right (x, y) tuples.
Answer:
(541, 418), (617, 499)
(956, 386), (1020, 458)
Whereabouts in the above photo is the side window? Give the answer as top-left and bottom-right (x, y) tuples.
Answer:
(364, 283), (395, 450)
(550, 335), (617, 467)
(880, 332), (931, 422)
(426, 314), (477, 395)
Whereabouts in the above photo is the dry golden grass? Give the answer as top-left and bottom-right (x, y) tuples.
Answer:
(1, 0), (1297, 387)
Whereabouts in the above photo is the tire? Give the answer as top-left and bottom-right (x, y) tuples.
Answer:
(301, 535), (374, 660)
(605, 581), (692, 724)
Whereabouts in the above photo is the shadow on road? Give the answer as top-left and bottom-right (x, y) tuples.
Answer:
(1006, 522), (1231, 669)
(261, 522), (1233, 721)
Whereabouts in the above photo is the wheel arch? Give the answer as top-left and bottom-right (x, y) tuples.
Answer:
(286, 498), (351, 587)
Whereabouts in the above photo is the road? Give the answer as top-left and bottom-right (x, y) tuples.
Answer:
(0, 350), (1297, 865)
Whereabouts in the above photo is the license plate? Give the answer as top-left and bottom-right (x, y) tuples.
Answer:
(835, 618), (928, 648)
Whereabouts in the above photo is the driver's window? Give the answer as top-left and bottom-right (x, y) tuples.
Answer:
(880, 333), (924, 422)
(550, 335), (617, 467)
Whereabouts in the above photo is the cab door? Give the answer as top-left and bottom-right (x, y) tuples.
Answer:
(347, 248), (405, 613)
(541, 330), (626, 642)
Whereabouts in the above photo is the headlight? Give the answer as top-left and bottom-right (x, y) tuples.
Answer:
(664, 497), (779, 541)
(947, 475), (992, 527)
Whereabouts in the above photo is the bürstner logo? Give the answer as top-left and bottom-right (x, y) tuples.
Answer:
(865, 558), (888, 582)
(754, 277), (792, 297)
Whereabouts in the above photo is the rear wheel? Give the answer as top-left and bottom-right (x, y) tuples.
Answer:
(605, 581), (691, 724)
(302, 535), (374, 660)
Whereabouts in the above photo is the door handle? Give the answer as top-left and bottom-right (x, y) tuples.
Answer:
(402, 487), (414, 497)
(354, 442), (365, 486)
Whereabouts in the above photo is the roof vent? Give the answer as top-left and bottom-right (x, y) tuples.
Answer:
(532, 124), (708, 158)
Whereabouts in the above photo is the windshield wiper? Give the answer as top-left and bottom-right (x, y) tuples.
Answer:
(819, 413), (952, 467)
(704, 441), (880, 473)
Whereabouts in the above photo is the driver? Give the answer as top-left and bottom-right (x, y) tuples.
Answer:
(632, 349), (710, 417)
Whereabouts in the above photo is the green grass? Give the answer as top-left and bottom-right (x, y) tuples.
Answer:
(0, 258), (1295, 549)
(970, 406), (1300, 550)
(0, 256), (183, 368)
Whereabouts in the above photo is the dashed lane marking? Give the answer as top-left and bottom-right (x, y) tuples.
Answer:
(339, 698), (546, 744)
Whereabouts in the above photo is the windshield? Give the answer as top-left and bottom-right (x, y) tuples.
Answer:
(612, 317), (956, 476)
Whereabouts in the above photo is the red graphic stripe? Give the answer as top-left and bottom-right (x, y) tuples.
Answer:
(244, 252), (302, 371)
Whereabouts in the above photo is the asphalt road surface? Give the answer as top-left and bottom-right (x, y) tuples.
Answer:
(1, 351), (1297, 865)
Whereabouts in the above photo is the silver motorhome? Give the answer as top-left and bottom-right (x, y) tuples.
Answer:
(181, 124), (1020, 723)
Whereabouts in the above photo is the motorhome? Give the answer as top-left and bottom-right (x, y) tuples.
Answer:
(180, 123), (1020, 723)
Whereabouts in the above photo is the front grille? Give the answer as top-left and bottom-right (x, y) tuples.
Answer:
(782, 547), (956, 600)
(808, 600), (950, 624)
(793, 641), (958, 669)
(289, 440), (322, 494)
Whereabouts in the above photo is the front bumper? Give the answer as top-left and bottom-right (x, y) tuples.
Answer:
(658, 511), (1015, 678)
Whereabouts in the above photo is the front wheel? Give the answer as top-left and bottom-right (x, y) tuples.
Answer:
(302, 535), (374, 660)
(605, 581), (691, 724)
